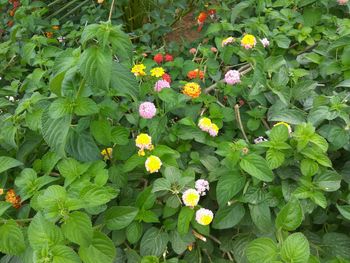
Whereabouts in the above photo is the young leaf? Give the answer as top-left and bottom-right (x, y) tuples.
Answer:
(140, 227), (169, 257)
(276, 198), (303, 231)
(216, 172), (246, 206)
(240, 154), (274, 182)
(105, 206), (139, 230)
(0, 156), (22, 174)
(212, 203), (245, 229)
(0, 221), (25, 255)
(177, 206), (195, 234)
(246, 237), (279, 263)
(281, 233), (310, 263)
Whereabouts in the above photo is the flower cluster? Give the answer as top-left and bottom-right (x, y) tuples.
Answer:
(153, 53), (173, 64)
(101, 148), (113, 160)
(131, 64), (146, 77)
(198, 117), (219, 137)
(150, 67), (165, 78)
(5, 189), (21, 209)
(162, 73), (172, 83)
(222, 36), (235, 47)
(260, 38), (270, 48)
(182, 82), (201, 98)
(154, 79), (170, 92)
(224, 70), (241, 85)
(145, 155), (162, 173)
(139, 102), (157, 119)
(135, 133), (154, 156)
(241, 34), (257, 49)
(182, 180), (213, 226)
(254, 136), (268, 144)
(187, 69), (205, 80)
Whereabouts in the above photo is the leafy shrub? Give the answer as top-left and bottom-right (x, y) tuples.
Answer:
(1, 0), (350, 263)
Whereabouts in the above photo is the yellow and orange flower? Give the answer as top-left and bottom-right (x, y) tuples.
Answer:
(131, 64), (146, 77)
(5, 189), (21, 209)
(182, 82), (201, 99)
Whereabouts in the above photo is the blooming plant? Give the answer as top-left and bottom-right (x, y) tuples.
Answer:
(1, 1), (350, 263)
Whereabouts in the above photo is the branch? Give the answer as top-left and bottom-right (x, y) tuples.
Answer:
(108, 0), (116, 21)
(234, 104), (249, 142)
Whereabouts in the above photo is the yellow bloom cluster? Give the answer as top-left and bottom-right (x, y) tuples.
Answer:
(101, 148), (113, 160)
(145, 155), (162, 173)
(241, 34), (257, 49)
(182, 82), (201, 98)
(198, 117), (219, 137)
(150, 67), (165, 77)
(135, 133), (154, 156)
(131, 64), (146, 77)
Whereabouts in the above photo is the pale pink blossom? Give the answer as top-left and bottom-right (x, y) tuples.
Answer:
(154, 80), (170, 92)
(260, 38), (270, 48)
(139, 102), (156, 119)
(338, 0), (348, 5)
(195, 179), (210, 196)
(224, 70), (241, 85)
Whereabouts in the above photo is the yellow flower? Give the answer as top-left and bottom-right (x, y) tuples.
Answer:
(222, 36), (235, 47)
(97, 0), (104, 3)
(198, 117), (212, 132)
(101, 148), (113, 160)
(131, 64), (146, 77)
(145, 155), (162, 173)
(274, 121), (292, 133)
(241, 34), (257, 49)
(150, 67), (165, 78)
(208, 123), (219, 137)
(182, 189), (200, 207)
(195, 208), (214, 225)
(182, 82), (201, 98)
(135, 133), (153, 148)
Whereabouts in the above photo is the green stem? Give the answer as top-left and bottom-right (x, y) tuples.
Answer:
(108, 0), (116, 22)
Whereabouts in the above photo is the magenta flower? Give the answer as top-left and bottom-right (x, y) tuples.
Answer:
(224, 70), (241, 85)
(154, 80), (170, 92)
(139, 102), (156, 119)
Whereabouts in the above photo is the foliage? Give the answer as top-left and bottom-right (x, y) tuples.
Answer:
(1, 0), (350, 262)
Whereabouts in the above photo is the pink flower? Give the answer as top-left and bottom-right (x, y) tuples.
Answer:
(224, 70), (241, 85)
(211, 47), (218, 53)
(139, 102), (156, 119)
(195, 179), (210, 196)
(154, 80), (170, 92)
(189, 48), (197, 54)
(260, 38), (270, 48)
(338, 0), (348, 5)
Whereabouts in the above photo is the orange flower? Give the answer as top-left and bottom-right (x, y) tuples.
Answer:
(5, 189), (21, 209)
(187, 69), (204, 80)
(45, 32), (53, 38)
(197, 12), (207, 24)
(182, 82), (201, 98)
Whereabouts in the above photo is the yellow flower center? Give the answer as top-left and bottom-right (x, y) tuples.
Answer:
(183, 190), (200, 207)
(198, 214), (213, 225)
(241, 34), (256, 48)
(135, 133), (152, 147)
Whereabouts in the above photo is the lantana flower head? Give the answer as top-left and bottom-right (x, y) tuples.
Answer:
(5, 189), (21, 209)
(197, 12), (207, 24)
(153, 53), (163, 64)
(162, 73), (172, 83)
(222, 37), (235, 47)
(165, 54), (173, 62)
(260, 38), (270, 48)
(145, 155), (162, 173)
(254, 136), (268, 144)
(139, 102), (156, 119)
(195, 179), (210, 196)
(209, 123), (219, 137)
(195, 208), (214, 225)
(338, 0), (348, 5)
(182, 82), (201, 98)
(241, 34), (257, 49)
(101, 148), (113, 160)
(225, 70), (241, 85)
(274, 121), (292, 134)
(189, 48), (197, 54)
(198, 117), (212, 132)
(150, 67), (165, 78)
(187, 69), (205, 80)
(154, 79), (170, 92)
(182, 189), (200, 207)
(135, 133), (154, 156)
(131, 64), (146, 77)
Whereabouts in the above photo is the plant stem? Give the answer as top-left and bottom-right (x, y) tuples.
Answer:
(234, 104), (249, 142)
(108, 0), (116, 22)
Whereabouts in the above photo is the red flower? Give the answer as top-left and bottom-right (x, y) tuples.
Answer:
(153, 53), (163, 64)
(162, 73), (171, 83)
(165, 54), (173, 62)
(197, 12), (207, 24)
(208, 9), (216, 16)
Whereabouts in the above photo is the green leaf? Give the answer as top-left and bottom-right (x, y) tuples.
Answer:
(110, 62), (138, 100)
(266, 149), (285, 169)
(90, 120), (112, 146)
(336, 205), (350, 221)
(281, 233), (310, 263)
(240, 154), (274, 182)
(65, 130), (101, 162)
(61, 211), (93, 247)
(0, 156), (22, 174)
(79, 231), (116, 263)
(216, 172), (246, 206)
(246, 237), (279, 263)
(141, 256), (159, 263)
(49, 98), (72, 119)
(152, 178), (171, 192)
(0, 202), (12, 217)
(212, 203), (245, 229)
(140, 227), (169, 257)
(300, 159), (318, 177)
(268, 108), (305, 124)
(105, 206), (139, 230)
(269, 124), (289, 142)
(41, 107), (71, 157)
(313, 171), (342, 192)
(80, 184), (118, 207)
(249, 202), (273, 233)
(51, 245), (82, 263)
(57, 158), (90, 187)
(74, 97), (99, 116)
(79, 46), (112, 91)
(0, 221), (25, 255)
(28, 213), (64, 250)
(177, 206), (195, 235)
(111, 126), (129, 145)
(126, 222), (143, 244)
(323, 233), (350, 259)
(276, 198), (303, 231)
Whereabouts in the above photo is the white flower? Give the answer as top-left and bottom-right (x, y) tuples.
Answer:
(182, 189), (200, 207)
(195, 208), (214, 225)
(195, 179), (210, 196)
